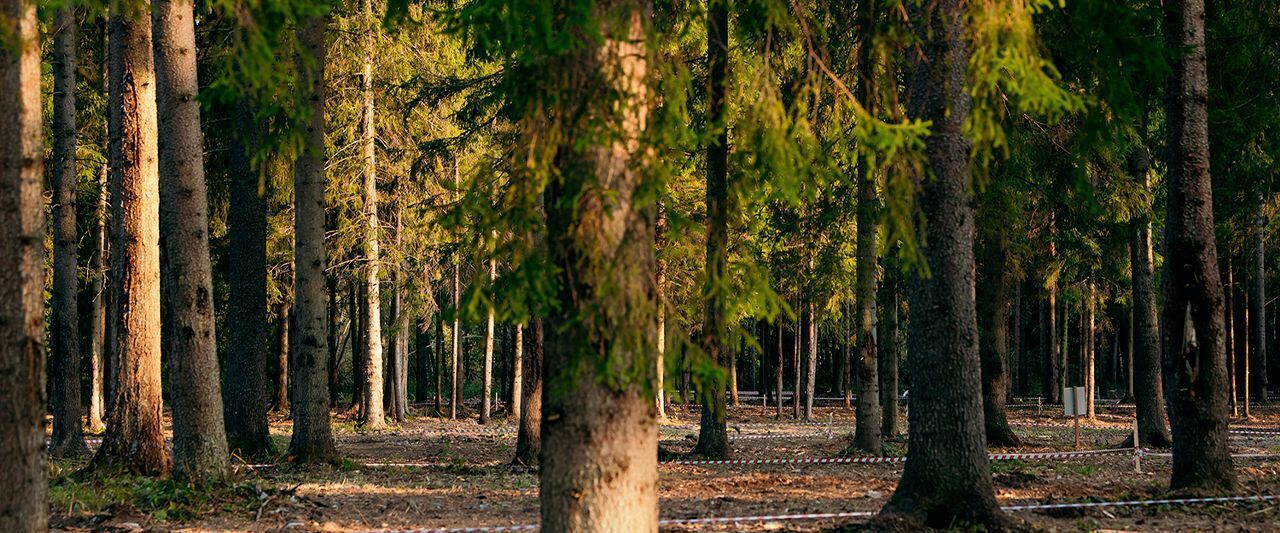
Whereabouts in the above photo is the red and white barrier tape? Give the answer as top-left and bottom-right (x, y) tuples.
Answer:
(374, 493), (1280, 532)
(664, 447), (1136, 467)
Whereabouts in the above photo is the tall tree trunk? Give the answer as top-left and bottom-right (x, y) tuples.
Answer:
(877, 0), (1006, 526)
(695, 0), (730, 459)
(417, 315), (431, 403)
(481, 255), (496, 424)
(225, 96), (274, 458)
(450, 162), (462, 420)
(328, 275), (340, 406)
(1047, 221), (1061, 404)
(350, 278), (365, 411)
(880, 285), (901, 437)
(274, 303), (290, 413)
(511, 323), (523, 420)
(793, 311), (801, 419)
(1161, 0), (1236, 492)
(434, 311), (443, 414)
(92, 7), (170, 476)
(1251, 190), (1267, 403)
(539, 4), (657, 528)
(357, 0), (385, 430)
(852, 0), (882, 454)
(977, 231), (1021, 447)
(656, 202), (670, 418)
(392, 264), (409, 422)
(1085, 282), (1096, 418)
(88, 111), (108, 433)
(50, 6), (88, 458)
(776, 321), (784, 418)
(514, 319), (542, 466)
(154, 0), (229, 479)
(288, 11), (336, 462)
(0, 0), (48, 525)
(1130, 153), (1172, 446)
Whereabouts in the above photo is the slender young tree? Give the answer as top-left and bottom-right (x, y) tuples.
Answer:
(0, 0), (48, 525)
(288, 9), (337, 462)
(92, 4), (170, 475)
(977, 230), (1021, 446)
(154, 0), (229, 479)
(1160, 0), (1236, 492)
(876, 0), (1007, 526)
(273, 302), (290, 413)
(1250, 190), (1267, 402)
(510, 323), (523, 420)
(88, 25), (110, 431)
(49, 5), (88, 458)
(695, 0), (730, 459)
(481, 253), (496, 424)
(225, 98), (274, 457)
(655, 201), (668, 418)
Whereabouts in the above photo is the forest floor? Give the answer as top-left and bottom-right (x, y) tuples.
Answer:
(47, 402), (1280, 532)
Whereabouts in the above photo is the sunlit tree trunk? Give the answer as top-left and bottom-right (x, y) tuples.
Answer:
(273, 302), (290, 413)
(514, 319), (542, 466)
(655, 202), (668, 418)
(357, 0), (386, 430)
(155, 0), (229, 479)
(852, 0), (882, 454)
(539, 3), (657, 528)
(695, 0), (730, 458)
(1130, 162), (1172, 445)
(93, 5), (170, 475)
(88, 117), (108, 433)
(0, 0), (48, 525)
(511, 323), (523, 420)
(50, 6), (88, 458)
(1085, 282), (1096, 419)
(1046, 219), (1060, 404)
(1251, 190), (1267, 403)
(877, 0), (1006, 526)
(481, 254), (496, 424)
(288, 10), (336, 462)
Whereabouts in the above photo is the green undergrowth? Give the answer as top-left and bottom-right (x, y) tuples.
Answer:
(49, 461), (266, 521)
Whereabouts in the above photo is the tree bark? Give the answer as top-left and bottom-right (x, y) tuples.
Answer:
(977, 231), (1021, 447)
(879, 285), (901, 437)
(1085, 282), (1096, 418)
(274, 303), (290, 413)
(225, 96), (274, 458)
(92, 6), (170, 476)
(417, 315), (432, 403)
(50, 6), (89, 458)
(539, 4), (657, 528)
(514, 319), (542, 466)
(803, 300), (817, 420)
(481, 255), (496, 424)
(852, 0), (883, 454)
(1250, 190), (1267, 403)
(1160, 0), (1237, 493)
(288, 11), (337, 462)
(1047, 220), (1061, 404)
(877, 0), (1007, 526)
(511, 323), (523, 420)
(434, 311), (443, 414)
(154, 0), (229, 479)
(1128, 146), (1172, 447)
(695, 0), (730, 459)
(328, 275), (340, 406)
(0, 0), (48, 525)
(88, 118), (108, 433)
(391, 264), (409, 422)
(358, 0), (385, 431)
(776, 321), (784, 418)
(656, 202), (668, 418)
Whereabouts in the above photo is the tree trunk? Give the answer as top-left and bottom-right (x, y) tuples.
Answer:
(92, 7), (170, 476)
(417, 314), (431, 403)
(655, 203), (669, 418)
(274, 303), (291, 413)
(977, 231), (1021, 447)
(1128, 153), (1173, 446)
(514, 319), (542, 466)
(1085, 282), (1096, 418)
(328, 275), (340, 406)
(356, 0), (386, 430)
(511, 323), (524, 420)
(288, 11), (336, 462)
(0, 0), (48, 525)
(392, 267), (409, 422)
(1226, 262), (1238, 415)
(852, 0), (883, 454)
(481, 255), (496, 424)
(1047, 221), (1061, 404)
(877, 0), (1006, 526)
(88, 122), (108, 433)
(539, 5), (657, 528)
(50, 6), (88, 458)
(793, 312), (801, 419)
(880, 286), (901, 438)
(1160, 0), (1236, 492)
(154, 0), (229, 479)
(225, 96), (273, 458)
(1251, 191), (1267, 403)
(695, 0), (730, 459)
(776, 321), (784, 418)
(451, 162), (462, 420)
(434, 312), (443, 414)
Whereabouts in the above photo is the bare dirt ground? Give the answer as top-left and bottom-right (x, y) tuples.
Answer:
(49, 403), (1280, 532)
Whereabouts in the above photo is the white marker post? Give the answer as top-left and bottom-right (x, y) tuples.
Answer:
(1133, 418), (1142, 473)
(1064, 386), (1085, 450)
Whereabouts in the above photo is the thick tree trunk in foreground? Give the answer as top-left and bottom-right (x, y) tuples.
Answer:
(0, 1), (48, 525)
(514, 319), (543, 466)
(1128, 148), (1172, 447)
(50, 6), (88, 458)
(154, 0), (229, 480)
(876, 0), (1006, 526)
(1160, 0), (1236, 493)
(288, 11), (336, 462)
(225, 97), (274, 458)
(93, 8), (171, 475)
(977, 231), (1021, 447)
(539, 4), (657, 529)
(695, 0), (730, 459)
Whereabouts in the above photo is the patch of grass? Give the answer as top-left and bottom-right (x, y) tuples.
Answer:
(991, 459), (1030, 474)
(1052, 463), (1098, 476)
(50, 470), (261, 521)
